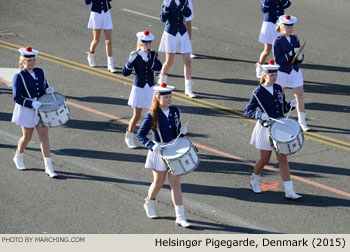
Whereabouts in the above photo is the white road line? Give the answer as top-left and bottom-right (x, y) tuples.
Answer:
(122, 8), (198, 29)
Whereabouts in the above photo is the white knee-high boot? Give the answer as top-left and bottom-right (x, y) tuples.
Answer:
(175, 205), (192, 228)
(185, 79), (196, 98)
(107, 56), (117, 73)
(125, 129), (137, 149)
(298, 112), (310, 132)
(86, 51), (96, 67)
(250, 173), (262, 193)
(255, 62), (263, 79)
(44, 157), (57, 178)
(13, 150), (27, 170)
(158, 73), (168, 85)
(144, 197), (158, 219)
(283, 180), (302, 199)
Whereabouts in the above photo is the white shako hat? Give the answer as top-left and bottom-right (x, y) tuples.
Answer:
(136, 30), (155, 43)
(261, 59), (280, 73)
(279, 14), (297, 26)
(153, 83), (175, 95)
(18, 46), (39, 58)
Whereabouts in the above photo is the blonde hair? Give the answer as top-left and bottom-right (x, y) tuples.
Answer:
(150, 93), (160, 131)
(259, 72), (267, 84)
(136, 41), (143, 51)
(18, 56), (26, 69)
(275, 22), (285, 33)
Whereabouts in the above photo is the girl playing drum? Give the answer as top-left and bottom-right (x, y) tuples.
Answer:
(136, 83), (191, 227)
(244, 61), (302, 200)
(122, 30), (162, 149)
(11, 46), (57, 178)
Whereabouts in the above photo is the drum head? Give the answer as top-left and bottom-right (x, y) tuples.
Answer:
(270, 118), (301, 142)
(162, 138), (191, 159)
(38, 93), (66, 112)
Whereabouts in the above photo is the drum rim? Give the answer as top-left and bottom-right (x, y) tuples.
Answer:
(160, 137), (192, 158)
(38, 92), (66, 112)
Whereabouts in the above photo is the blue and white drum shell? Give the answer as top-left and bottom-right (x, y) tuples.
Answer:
(38, 92), (70, 127)
(269, 117), (304, 155)
(160, 137), (199, 176)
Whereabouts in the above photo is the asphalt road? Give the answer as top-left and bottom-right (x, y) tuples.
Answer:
(0, 0), (349, 234)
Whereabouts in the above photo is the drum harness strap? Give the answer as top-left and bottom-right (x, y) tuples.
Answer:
(253, 90), (294, 129)
(156, 120), (189, 148)
(18, 73), (34, 106)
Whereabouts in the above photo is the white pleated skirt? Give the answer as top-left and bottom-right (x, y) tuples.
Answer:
(11, 103), (40, 128)
(145, 149), (167, 172)
(250, 121), (273, 151)
(128, 84), (155, 109)
(276, 69), (304, 88)
(159, 31), (192, 54)
(259, 21), (280, 45)
(88, 10), (113, 30)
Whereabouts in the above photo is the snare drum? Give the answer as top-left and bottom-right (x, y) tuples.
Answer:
(269, 117), (304, 155)
(160, 137), (200, 176)
(38, 92), (70, 127)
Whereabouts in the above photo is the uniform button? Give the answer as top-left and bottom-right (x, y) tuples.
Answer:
(276, 111), (279, 113)
(275, 99), (277, 102)
(276, 105), (279, 107)
(37, 88), (39, 90)
(169, 126), (172, 128)
(277, 10), (280, 13)
(277, 6), (279, 8)
(37, 93), (40, 95)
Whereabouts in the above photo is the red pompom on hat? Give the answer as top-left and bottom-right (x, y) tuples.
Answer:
(160, 83), (167, 88)
(268, 59), (275, 65)
(25, 46), (32, 52)
(144, 30), (150, 36)
(285, 15), (291, 20)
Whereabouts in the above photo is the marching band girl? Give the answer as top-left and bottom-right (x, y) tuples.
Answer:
(11, 46), (57, 178)
(122, 30), (162, 149)
(84, 0), (117, 73)
(273, 14), (309, 131)
(244, 61), (301, 199)
(256, 0), (291, 78)
(136, 83), (191, 227)
(158, 0), (196, 98)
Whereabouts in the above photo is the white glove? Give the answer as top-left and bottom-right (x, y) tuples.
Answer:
(128, 51), (138, 63)
(293, 47), (300, 54)
(288, 50), (293, 57)
(180, 126), (187, 135)
(261, 112), (270, 121)
(297, 52), (303, 61)
(32, 101), (42, 110)
(45, 86), (54, 94)
(138, 50), (148, 62)
(290, 97), (297, 108)
(164, 0), (172, 7)
(152, 143), (161, 152)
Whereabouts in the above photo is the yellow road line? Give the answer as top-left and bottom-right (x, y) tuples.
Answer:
(1, 40), (349, 151)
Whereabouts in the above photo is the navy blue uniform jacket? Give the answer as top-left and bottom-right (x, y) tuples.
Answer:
(137, 106), (182, 150)
(12, 68), (49, 108)
(122, 50), (162, 88)
(160, 0), (191, 36)
(261, 0), (291, 23)
(244, 84), (293, 126)
(84, 0), (112, 13)
(273, 34), (302, 74)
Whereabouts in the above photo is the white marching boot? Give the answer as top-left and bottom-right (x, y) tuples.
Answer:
(86, 51), (96, 67)
(175, 205), (192, 228)
(185, 79), (196, 98)
(44, 157), (57, 178)
(255, 62), (263, 79)
(13, 150), (27, 170)
(283, 180), (302, 199)
(144, 197), (158, 219)
(298, 112), (310, 132)
(250, 173), (262, 193)
(157, 73), (168, 85)
(125, 129), (137, 149)
(107, 56), (117, 73)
